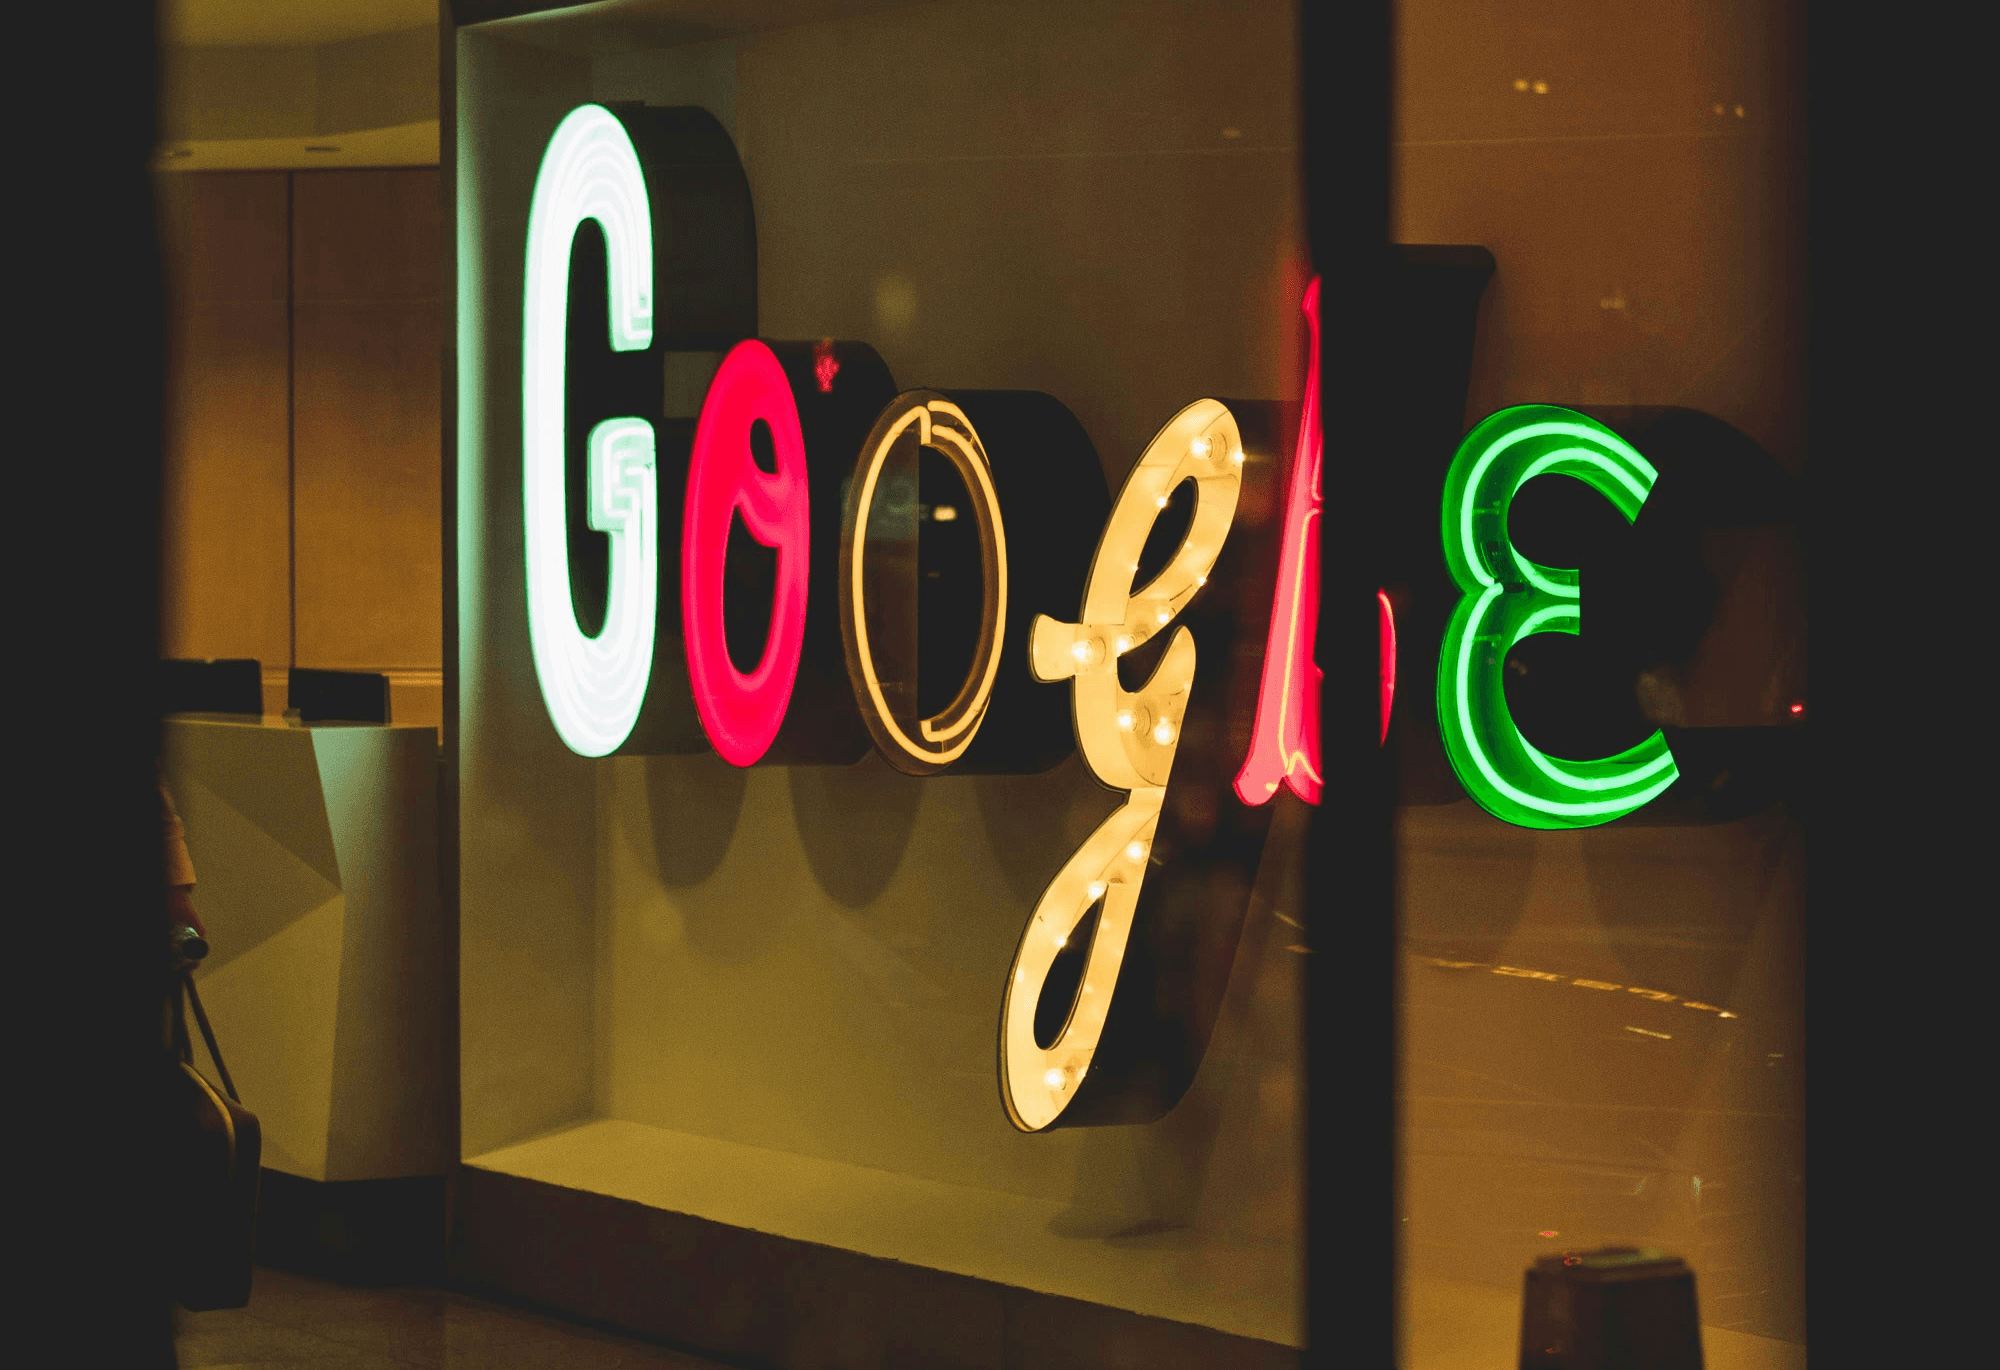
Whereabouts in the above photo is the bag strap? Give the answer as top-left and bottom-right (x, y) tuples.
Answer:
(182, 972), (241, 1104)
(171, 974), (194, 1066)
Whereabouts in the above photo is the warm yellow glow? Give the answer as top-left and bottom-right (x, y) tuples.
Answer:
(1002, 399), (1244, 1131)
(843, 397), (1008, 774)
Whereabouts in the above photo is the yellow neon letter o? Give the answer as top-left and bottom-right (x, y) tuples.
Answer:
(841, 393), (1008, 775)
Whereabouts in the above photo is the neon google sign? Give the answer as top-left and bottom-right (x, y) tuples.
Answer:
(519, 103), (1691, 1131)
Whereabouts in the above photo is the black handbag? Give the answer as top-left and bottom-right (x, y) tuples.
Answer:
(169, 968), (262, 1311)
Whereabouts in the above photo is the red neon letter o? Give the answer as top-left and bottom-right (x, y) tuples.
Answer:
(682, 340), (811, 765)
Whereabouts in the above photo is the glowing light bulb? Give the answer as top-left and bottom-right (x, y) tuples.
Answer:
(1155, 607), (1171, 624)
(1053, 933), (1066, 949)
(1116, 711), (1134, 730)
(1086, 880), (1106, 900)
(1070, 636), (1102, 666)
(1125, 840), (1144, 861)
(1115, 635), (1131, 653)
(1196, 574), (1207, 586)
(1155, 494), (1168, 509)
(1153, 720), (1175, 745)
(1190, 436), (1211, 458)
(1044, 1068), (1067, 1090)
(932, 504), (958, 522)
(1230, 449), (1244, 465)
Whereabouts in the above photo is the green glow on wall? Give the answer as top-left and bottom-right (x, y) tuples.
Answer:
(1436, 405), (1679, 829)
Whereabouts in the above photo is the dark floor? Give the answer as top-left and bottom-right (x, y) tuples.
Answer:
(174, 1266), (737, 1369)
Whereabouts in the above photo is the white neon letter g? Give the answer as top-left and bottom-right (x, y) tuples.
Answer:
(523, 104), (659, 756)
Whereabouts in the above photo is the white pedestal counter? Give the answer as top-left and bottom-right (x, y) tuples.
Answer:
(162, 717), (448, 1183)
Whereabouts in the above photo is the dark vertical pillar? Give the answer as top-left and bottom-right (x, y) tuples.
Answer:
(1804, 2), (1979, 1362)
(1299, 3), (1398, 1367)
(287, 172), (299, 675)
(17, 4), (176, 1366)
(438, 0), (465, 1269)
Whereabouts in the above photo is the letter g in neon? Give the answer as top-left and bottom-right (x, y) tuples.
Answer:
(523, 104), (660, 756)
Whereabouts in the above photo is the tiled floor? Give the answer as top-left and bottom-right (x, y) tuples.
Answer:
(174, 1266), (739, 1370)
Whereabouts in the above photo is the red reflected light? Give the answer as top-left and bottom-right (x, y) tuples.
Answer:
(1789, 700), (1805, 716)
(1379, 589), (1396, 744)
(812, 338), (840, 393)
(1538, 1230), (1559, 1238)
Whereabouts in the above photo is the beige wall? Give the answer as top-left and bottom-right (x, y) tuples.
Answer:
(160, 167), (443, 723)
(293, 169), (443, 674)
(161, 26), (438, 144)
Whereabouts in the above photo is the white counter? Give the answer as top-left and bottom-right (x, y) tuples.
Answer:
(163, 717), (448, 1182)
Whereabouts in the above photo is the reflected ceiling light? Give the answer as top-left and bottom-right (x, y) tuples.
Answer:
(1410, 953), (1737, 1018)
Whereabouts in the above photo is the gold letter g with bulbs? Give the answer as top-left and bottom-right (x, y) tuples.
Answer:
(999, 400), (1245, 1132)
